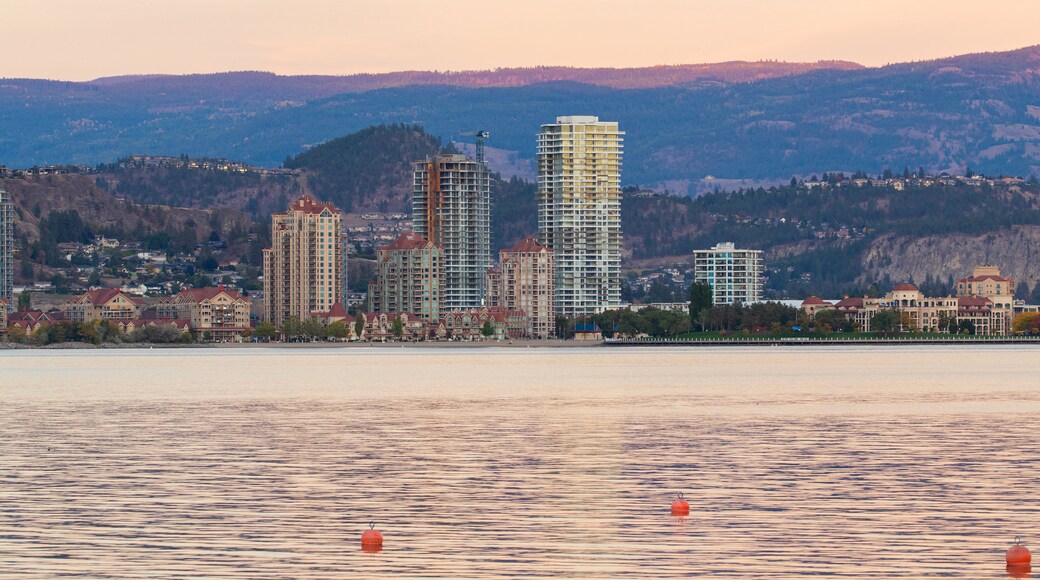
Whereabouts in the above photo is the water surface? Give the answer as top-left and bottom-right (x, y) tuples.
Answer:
(2, 346), (1038, 577)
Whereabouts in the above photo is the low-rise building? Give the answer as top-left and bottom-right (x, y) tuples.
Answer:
(0, 297), (7, 336)
(359, 311), (427, 341)
(62, 288), (143, 322)
(155, 285), (251, 341)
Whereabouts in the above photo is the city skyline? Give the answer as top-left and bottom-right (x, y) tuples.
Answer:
(6, 0), (1040, 80)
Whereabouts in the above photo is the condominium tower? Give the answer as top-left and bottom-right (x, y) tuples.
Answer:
(692, 242), (764, 305)
(537, 116), (623, 317)
(0, 190), (12, 309)
(370, 231), (443, 321)
(263, 195), (343, 326)
(413, 154), (491, 310)
(486, 236), (556, 338)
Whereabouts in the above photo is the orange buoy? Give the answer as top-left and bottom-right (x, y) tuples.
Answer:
(671, 492), (690, 516)
(1007, 536), (1032, 565)
(361, 521), (383, 552)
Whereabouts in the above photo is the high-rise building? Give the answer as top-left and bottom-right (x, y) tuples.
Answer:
(413, 153), (491, 310)
(0, 189), (12, 309)
(370, 231), (443, 322)
(537, 115), (623, 317)
(692, 242), (763, 305)
(487, 236), (556, 338)
(262, 195), (343, 326)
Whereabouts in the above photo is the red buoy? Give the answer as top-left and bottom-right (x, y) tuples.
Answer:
(361, 521), (383, 552)
(1007, 536), (1032, 565)
(671, 492), (690, 516)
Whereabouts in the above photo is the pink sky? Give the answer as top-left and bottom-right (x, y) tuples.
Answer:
(7, 0), (1040, 81)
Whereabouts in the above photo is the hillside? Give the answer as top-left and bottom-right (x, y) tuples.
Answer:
(284, 124), (445, 212)
(1, 175), (259, 284)
(2, 47), (1039, 188)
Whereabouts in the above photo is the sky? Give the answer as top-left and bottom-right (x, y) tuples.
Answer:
(7, 0), (1040, 81)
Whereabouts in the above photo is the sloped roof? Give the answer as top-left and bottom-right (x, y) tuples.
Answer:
(801, 296), (831, 306)
(958, 296), (992, 308)
(958, 274), (1012, 283)
(179, 285), (243, 302)
(382, 231), (436, 251)
(834, 297), (865, 308)
(893, 283), (919, 292)
(285, 195), (339, 216)
(502, 236), (550, 254)
(82, 288), (144, 306)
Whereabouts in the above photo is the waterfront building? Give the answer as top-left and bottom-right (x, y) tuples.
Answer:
(802, 281), (1010, 335)
(262, 196), (343, 327)
(0, 189), (12, 307)
(358, 311), (427, 341)
(436, 306), (528, 340)
(413, 154), (491, 310)
(537, 115), (624, 317)
(61, 288), (143, 322)
(956, 265), (1015, 330)
(486, 236), (556, 339)
(155, 285), (252, 341)
(0, 297), (7, 336)
(693, 242), (764, 305)
(370, 231), (443, 322)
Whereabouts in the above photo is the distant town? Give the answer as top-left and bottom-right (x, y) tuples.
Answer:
(3, 116), (1040, 346)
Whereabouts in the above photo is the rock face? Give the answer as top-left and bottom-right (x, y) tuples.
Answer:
(862, 226), (1040, 287)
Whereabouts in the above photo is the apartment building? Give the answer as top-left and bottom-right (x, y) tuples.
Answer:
(370, 231), (443, 322)
(61, 288), (143, 322)
(155, 285), (251, 341)
(413, 154), (491, 310)
(486, 236), (556, 338)
(263, 196), (343, 327)
(692, 242), (764, 305)
(537, 115), (623, 317)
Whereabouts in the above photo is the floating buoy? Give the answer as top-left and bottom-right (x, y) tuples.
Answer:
(671, 492), (690, 516)
(361, 521), (383, 552)
(1007, 536), (1032, 565)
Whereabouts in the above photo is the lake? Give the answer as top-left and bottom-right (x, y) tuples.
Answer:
(2, 346), (1039, 577)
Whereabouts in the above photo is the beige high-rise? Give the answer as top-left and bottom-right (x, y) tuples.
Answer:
(487, 237), (556, 338)
(263, 196), (343, 326)
(537, 116), (623, 317)
(370, 231), (443, 322)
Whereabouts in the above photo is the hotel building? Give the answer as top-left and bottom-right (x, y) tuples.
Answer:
(692, 242), (764, 305)
(263, 196), (343, 326)
(155, 285), (252, 342)
(413, 154), (491, 310)
(537, 115), (623, 317)
(370, 231), (443, 322)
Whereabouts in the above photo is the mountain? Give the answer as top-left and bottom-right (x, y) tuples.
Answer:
(3, 47), (1039, 190)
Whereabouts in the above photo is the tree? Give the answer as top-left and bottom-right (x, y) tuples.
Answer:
(280, 316), (302, 339)
(391, 316), (404, 339)
(481, 320), (495, 338)
(327, 321), (349, 340)
(1012, 312), (1040, 335)
(870, 310), (900, 335)
(354, 314), (366, 340)
(688, 282), (713, 330)
(17, 292), (31, 311)
(254, 321), (277, 342)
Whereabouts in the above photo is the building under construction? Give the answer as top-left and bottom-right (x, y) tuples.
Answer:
(412, 153), (491, 311)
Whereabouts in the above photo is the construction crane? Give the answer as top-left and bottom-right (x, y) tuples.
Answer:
(459, 130), (490, 166)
